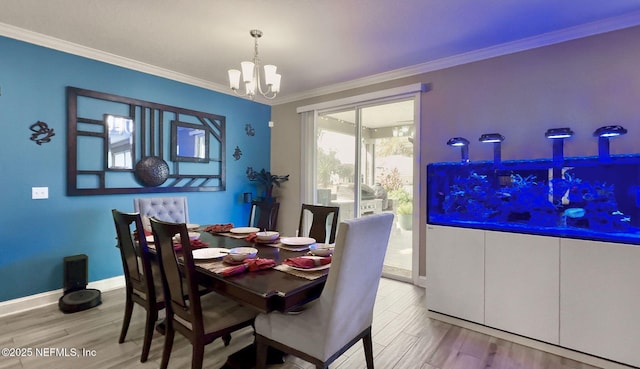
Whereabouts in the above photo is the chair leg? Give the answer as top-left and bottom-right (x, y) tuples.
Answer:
(118, 297), (134, 343)
(160, 321), (175, 369)
(255, 336), (269, 369)
(362, 330), (374, 369)
(191, 342), (205, 369)
(222, 333), (232, 346)
(140, 309), (157, 362)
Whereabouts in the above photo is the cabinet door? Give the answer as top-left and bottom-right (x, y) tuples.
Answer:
(560, 239), (640, 367)
(485, 231), (560, 344)
(426, 225), (484, 324)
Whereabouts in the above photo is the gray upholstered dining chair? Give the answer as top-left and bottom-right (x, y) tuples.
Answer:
(150, 218), (258, 369)
(134, 197), (189, 230)
(254, 212), (394, 369)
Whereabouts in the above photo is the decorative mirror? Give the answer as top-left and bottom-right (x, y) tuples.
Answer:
(171, 121), (209, 163)
(105, 114), (134, 170)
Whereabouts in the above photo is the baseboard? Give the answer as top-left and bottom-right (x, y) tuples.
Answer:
(427, 311), (636, 369)
(0, 275), (125, 318)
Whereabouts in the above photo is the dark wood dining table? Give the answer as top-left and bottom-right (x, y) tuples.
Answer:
(190, 229), (328, 313)
(148, 228), (328, 369)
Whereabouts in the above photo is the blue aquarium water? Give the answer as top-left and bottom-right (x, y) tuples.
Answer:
(427, 155), (640, 245)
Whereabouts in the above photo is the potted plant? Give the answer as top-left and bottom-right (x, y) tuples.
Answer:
(246, 167), (289, 201)
(389, 188), (412, 230)
(396, 201), (413, 230)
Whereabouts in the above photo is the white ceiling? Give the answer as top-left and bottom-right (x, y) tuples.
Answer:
(2, 0), (640, 105)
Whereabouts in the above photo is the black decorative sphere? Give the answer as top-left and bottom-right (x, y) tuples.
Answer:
(134, 156), (169, 187)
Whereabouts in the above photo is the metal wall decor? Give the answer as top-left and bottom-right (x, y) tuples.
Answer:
(245, 123), (255, 136)
(29, 121), (55, 145)
(67, 87), (226, 195)
(233, 146), (243, 160)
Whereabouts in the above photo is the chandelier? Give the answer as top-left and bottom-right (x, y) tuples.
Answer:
(228, 29), (281, 100)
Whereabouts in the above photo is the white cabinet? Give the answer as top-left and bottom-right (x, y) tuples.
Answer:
(426, 225), (640, 367)
(426, 225), (485, 324)
(560, 239), (640, 368)
(485, 231), (560, 343)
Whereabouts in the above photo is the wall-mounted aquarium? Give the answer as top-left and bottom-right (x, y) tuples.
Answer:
(427, 155), (640, 245)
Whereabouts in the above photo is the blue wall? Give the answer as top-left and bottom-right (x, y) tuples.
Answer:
(0, 36), (271, 302)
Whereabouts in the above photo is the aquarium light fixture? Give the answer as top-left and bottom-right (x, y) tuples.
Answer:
(479, 133), (504, 143)
(447, 137), (470, 163)
(545, 127), (573, 165)
(479, 133), (504, 164)
(545, 127), (574, 139)
(594, 125), (627, 138)
(594, 125), (627, 161)
(447, 137), (469, 147)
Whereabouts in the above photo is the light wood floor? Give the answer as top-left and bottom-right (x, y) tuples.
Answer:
(0, 279), (604, 369)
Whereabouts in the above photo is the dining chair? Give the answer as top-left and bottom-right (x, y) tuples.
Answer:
(134, 197), (190, 231)
(111, 209), (164, 363)
(149, 218), (258, 369)
(298, 204), (340, 243)
(248, 200), (280, 231)
(254, 212), (394, 369)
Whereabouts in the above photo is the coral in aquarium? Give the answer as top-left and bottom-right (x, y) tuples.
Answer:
(499, 174), (558, 226)
(553, 170), (630, 231)
(442, 171), (502, 221)
(550, 171), (584, 206)
(439, 167), (631, 232)
(579, 181), (629, 231)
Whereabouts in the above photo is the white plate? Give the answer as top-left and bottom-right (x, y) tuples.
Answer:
(192, 248), (229, 260)
(145, 235), (155, 243)
(288, 256), (331, 271)
(229, 227), (260, 234)
(280, 237), (316, 246)
(187, 223), (200, 230)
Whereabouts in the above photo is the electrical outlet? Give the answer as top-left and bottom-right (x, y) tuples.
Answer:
(32, 187), (49, 199)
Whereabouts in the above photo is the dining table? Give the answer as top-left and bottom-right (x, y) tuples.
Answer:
(146, 225), (330, 369)
(188, 227), (328, 312)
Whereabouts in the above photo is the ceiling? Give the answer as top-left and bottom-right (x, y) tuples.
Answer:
(2, 1), (640, 105)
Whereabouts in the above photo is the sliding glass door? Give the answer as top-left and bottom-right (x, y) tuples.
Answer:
(314, 98), (415, 280)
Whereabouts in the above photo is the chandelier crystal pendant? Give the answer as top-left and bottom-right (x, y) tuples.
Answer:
(228, 29), (281, 100)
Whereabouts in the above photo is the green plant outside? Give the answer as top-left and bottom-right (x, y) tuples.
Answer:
(397, 201), (413, 215)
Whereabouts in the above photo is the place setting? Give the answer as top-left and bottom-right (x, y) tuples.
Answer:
(215, 226), (261, 240)
(194, 246), (277, 277)
(274, 243), (333, 280)
(260, 234), (318, 252)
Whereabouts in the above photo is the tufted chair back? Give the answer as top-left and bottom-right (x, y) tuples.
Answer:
(133, 197), (189, 231)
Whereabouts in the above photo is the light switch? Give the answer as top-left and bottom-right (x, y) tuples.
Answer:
(32, 187), (49, 199)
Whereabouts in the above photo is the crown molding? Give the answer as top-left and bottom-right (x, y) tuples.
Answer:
(274, 10), (640, 105)
(3, 10), (640, 107)
(0, 22), (232, 95)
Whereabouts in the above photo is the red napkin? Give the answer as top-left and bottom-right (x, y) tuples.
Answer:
(220, 258), (276, 277)
(284, 256), (332, 269)
(173, 239), (208, 251)
(204, 223), (234, 233)
(247, 258), (276, 272)
(245, 232), (257, 242)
